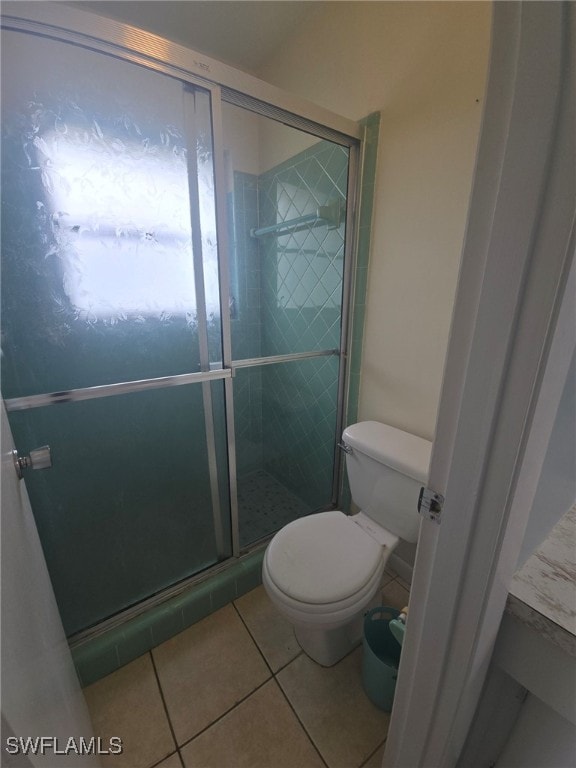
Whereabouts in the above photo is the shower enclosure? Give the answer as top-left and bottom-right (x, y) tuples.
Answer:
(1, 9), (361, 639)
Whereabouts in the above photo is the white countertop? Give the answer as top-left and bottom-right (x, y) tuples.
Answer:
(506, 503), (576, 657)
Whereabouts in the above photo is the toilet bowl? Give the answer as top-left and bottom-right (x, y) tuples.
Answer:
(262, 421), (432, 667)
(262, 509), (398, 665)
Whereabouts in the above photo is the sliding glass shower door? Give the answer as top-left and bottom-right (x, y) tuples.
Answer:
(222, 103), (349, 547)
(1, 20), (356, 638)
(1, 31), (231, 635)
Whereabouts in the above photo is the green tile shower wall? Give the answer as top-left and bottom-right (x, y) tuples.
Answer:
(229, 173), (264, 477)
(257, 141), (349, 506)
(258, 141), (348, 358)
(230, 174), (262, 361)
(262, 356), (339, 510)
(229, 125), (380, 511)
(72, 549), (264, 687)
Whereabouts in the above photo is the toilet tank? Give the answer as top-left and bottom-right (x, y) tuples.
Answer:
(342, 421), (432, 543)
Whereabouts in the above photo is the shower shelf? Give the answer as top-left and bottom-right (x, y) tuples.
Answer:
(250, 199), (341, 238)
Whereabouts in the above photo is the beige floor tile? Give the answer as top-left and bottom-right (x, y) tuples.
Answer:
(180, 680), (325, 768)
(84, 654), (175, 768)
(380, 579), (410, 611)
(395, 574), (412, 592)
(235, 585), (301, 672)
(361, 742), (385, 768)
(153, 603), (271, 746)
(277, 648), (389, 768)
(381, 571), (396, 588)
(383, 565), (396, 579)
(153, 754), (183, 768)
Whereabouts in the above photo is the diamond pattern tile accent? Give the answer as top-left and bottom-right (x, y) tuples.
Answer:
(229, 141), (349, 540)
(262, 356), (339, 510)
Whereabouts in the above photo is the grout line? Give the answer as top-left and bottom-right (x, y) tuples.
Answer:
(232, 591), (304, 675)
(272, 647), (304, 674)
(231, 598), (275, 677)
(381, 572), (396, 588)
(149, 650), (180, 752)
(232, 592), (330, 763)
(358, 738), (386, 768)
(273, 675), (330, 768)
(149, 749), (180, 768)
(145, 587), (391, 768)
(232, 588), (365, 766)
(177, 677), (272, 750)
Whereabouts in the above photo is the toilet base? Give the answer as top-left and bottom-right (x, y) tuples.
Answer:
(293, 591), (382, 667)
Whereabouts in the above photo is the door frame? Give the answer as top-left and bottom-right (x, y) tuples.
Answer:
(384, 3), (575, 765)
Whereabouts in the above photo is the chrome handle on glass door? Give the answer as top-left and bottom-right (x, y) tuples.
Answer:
(13, 446), (52, 480)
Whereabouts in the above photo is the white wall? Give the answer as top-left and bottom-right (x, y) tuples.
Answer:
(260, 1), (492, 439)
(221, 102), (262, 178)
(221, 102), (317, 179)
(496, 694), (576, 768)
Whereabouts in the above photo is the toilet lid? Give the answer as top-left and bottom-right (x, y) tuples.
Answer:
(266, 511), (383, 604)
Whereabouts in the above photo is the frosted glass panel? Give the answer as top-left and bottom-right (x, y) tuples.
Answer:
(8, 382), (231, 636)
(1, 32), (219, 397)
(1, 29), (229, 636)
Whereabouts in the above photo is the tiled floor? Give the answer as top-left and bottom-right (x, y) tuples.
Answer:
(84, 571), (410, 768)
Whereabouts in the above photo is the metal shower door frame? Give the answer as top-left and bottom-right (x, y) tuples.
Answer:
(1, 4), (362, 595)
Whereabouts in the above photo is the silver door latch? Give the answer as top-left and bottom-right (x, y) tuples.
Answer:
(12, 446), (52, 480)
(418, 486), (444, 524)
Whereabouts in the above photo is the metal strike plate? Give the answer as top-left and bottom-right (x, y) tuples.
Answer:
(418, 486), (444, 524)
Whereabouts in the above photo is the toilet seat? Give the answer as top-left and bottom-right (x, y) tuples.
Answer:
(264, 548), (385, 621)
(264, 510), (385, 608)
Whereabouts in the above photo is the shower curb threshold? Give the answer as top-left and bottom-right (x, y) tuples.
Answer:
(71, 549), (265, 687)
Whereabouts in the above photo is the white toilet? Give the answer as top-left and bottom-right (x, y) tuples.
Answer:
(262, 420), (432, 666)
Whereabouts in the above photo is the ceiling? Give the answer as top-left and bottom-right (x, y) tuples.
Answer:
(68, 1), (326, 74)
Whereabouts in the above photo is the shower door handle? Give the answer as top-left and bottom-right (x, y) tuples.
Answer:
(12, 445), (52, 480)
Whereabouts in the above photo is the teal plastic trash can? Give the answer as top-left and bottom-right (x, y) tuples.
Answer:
(362, 606), (402, 711)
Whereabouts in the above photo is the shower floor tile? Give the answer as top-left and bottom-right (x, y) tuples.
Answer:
(85, 577), (409, 768)
(237, 469), (312, 547)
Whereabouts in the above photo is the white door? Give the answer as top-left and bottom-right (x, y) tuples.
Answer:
(1, 401), (98, 767)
